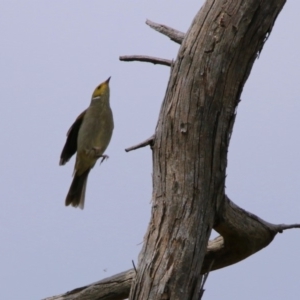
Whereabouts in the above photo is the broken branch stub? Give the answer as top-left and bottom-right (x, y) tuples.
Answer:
(145, 19), (184, 44)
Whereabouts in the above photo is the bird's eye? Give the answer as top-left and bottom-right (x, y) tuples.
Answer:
(97, 85), (101, 90)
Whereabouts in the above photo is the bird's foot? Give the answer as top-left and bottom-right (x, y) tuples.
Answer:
(99, 154), (109, 164)
(88, 147), (109, 164)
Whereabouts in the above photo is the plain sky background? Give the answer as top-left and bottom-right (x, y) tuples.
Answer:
(1, 1), (300, 299)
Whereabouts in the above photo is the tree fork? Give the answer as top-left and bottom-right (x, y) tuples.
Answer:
(43, 197), (299, 300)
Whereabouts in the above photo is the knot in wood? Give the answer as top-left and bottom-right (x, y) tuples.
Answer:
(180, 122), (188, 133)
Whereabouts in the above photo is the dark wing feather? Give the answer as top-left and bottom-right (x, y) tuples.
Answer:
(59, 109), (86, 165)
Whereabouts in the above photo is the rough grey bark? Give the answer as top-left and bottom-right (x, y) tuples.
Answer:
(129, 1), (287, 299)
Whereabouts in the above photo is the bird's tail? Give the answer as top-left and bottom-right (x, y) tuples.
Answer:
(65, 169), (90, 209)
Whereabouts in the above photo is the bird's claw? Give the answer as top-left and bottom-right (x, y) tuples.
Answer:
(87, 147), (109, 164)
(99, 154), (109, 164)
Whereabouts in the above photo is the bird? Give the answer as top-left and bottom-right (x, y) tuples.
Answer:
(59, 77), (114, 209)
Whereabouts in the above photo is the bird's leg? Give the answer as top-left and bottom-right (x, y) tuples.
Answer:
(91, 147), (109, 164)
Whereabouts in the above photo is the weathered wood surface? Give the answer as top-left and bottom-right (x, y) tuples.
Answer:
(129, 1), (287, 299)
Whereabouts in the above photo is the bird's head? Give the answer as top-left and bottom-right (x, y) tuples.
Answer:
(92, 77), (111, 99)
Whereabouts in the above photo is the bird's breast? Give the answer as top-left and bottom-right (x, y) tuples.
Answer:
(77, 105), (114, 156)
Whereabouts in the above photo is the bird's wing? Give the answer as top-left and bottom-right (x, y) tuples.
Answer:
(59, 109), (87, 165)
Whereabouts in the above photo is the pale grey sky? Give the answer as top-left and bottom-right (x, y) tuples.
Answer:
(1, 1), (299, 299)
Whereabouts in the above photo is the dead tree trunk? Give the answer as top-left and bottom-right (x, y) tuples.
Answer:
(129, 1), (287, 299)
(45, 1), (300, 299)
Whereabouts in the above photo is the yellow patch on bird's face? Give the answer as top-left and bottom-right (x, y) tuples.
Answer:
(92, 82), (109, 98)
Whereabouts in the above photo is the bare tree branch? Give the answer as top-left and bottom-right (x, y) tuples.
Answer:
(145, 19), (185, 44)
(119, 55), (172, 67)
(42, 269), (135, 300)
(202, 196), (300, 274)
(125, 135), (155, 152)
(276, 224), (300, 232)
